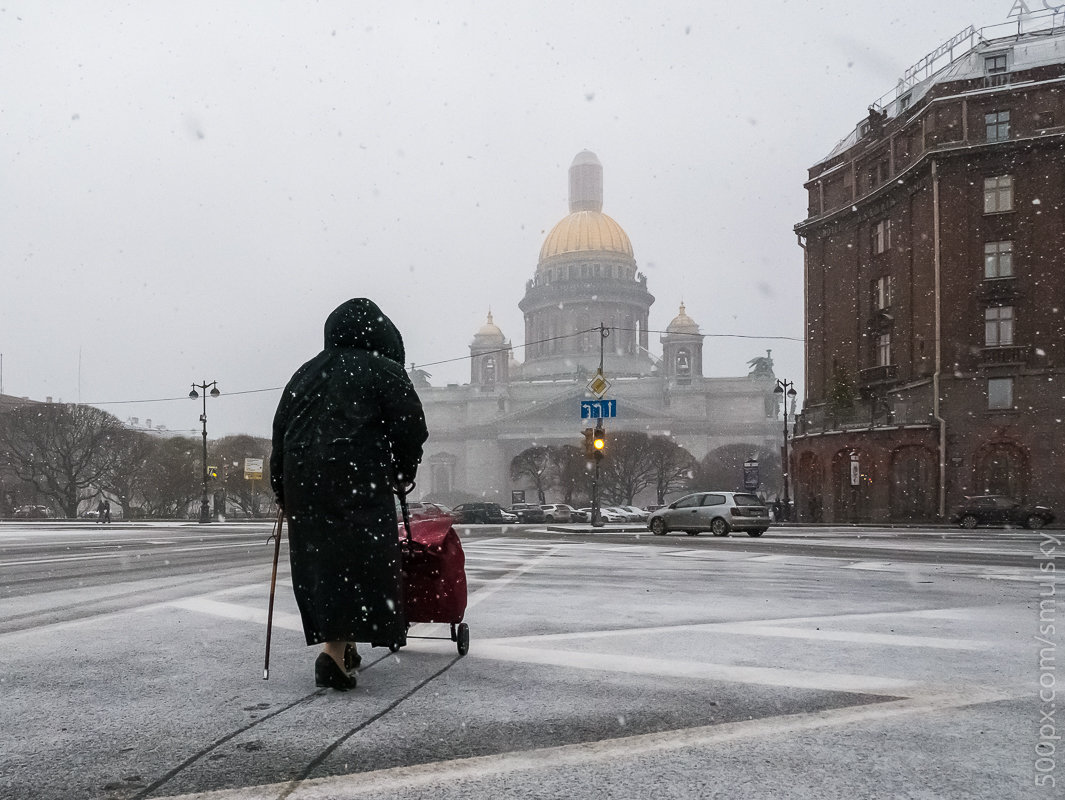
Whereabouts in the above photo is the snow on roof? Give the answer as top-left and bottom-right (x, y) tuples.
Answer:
(815, 14), (1065, 166)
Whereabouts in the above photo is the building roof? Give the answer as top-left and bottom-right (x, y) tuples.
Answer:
(538, 210), (634, 261)
(665, 302), (700, 336)
(538, 150), (635, 263)
(818, 15), (1065, 164)
(471, 311), (506, 346)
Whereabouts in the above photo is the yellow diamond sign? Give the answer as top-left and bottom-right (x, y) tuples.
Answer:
(587, 372), (611, 398)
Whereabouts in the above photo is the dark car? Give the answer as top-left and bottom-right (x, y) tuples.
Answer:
(451, 502), (511, 524)
(949, 495), (1055, 529)
(509, 503), (547, 523)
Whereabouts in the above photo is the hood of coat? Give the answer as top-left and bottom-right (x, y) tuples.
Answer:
(323, 298), (406, 365)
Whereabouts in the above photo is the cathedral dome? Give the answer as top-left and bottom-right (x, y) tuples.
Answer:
(537, 150), (634, 265)
(539, 211), (633, 261)
(666, 302), (700, 335)
(471, 311), (506, 346)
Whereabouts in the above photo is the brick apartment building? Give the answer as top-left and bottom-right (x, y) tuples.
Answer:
(792, 15), (1065, 523)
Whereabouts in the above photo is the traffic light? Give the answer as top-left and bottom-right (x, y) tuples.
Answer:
(582, 428), (594, 459)
(592, 426), (606, 460)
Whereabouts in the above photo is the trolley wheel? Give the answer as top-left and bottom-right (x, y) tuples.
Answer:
(388, 642), (402, 653)
(456, 622), (470, 656)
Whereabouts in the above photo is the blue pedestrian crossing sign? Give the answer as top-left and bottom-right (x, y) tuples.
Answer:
(580, 399), (617, 419)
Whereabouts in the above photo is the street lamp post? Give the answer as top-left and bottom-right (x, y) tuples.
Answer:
(189, 380), (220, 524)
(773, 378), (798, 521)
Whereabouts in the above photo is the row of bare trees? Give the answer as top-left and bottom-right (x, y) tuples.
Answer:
(0, 403), (273, 518)
(510, 433), (783, 507)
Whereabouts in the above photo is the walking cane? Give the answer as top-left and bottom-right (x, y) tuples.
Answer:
(263, 508), (284, 680)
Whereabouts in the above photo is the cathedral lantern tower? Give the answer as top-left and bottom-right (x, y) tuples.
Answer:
(469, 311), (510, 387)
(518, 151), (654, 379)
(661, 303), (704, 384)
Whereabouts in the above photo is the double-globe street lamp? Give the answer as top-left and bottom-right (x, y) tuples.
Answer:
(189, 380), (220, 524)
(773, 378), (798, 521)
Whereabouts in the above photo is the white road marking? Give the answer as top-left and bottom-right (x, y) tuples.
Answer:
(470, 642), (917, 694)
(703, 622), (991, 650)
(154, 687), (1015, 800)
(164, 597), (304, 631)
(464, 546), (561, 611)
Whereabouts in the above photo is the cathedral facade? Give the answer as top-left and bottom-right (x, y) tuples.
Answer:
(412, 151), (782, 506)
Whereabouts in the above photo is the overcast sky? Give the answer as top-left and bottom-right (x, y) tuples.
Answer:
(1, 0), (1021, 438)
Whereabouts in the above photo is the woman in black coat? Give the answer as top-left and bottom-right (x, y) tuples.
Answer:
(271, 298), (428, 690)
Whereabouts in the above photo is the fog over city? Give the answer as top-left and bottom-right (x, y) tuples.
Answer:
(1, 0), (1012, 437)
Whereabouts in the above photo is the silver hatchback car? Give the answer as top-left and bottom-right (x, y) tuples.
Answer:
(647, 492), (770, 537)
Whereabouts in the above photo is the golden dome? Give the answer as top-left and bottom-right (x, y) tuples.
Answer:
(539, 211), (633, 262)
(666, 302), (700, 335)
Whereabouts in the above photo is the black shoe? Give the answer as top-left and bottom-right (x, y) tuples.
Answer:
(344, 643), (362, 671)
(315, 653), (357, 691)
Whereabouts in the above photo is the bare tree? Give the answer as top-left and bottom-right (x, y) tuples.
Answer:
(510, 446), (555, 503)
(137, 436), (202, 518)
(548, 444), (593, 506)
(215, 435), (273, 517)
(689, 444), (781, 497)
(645, 437), (697, 504)
(0, 403), (126, 517)
(598, 431), (656, 505)
(98, 428), (159, 518)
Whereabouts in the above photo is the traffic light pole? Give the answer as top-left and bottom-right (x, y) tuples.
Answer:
(590, 323), (610, 528)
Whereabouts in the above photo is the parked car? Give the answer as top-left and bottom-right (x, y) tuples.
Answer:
(620, 505), (649, 521)
(451, 502), (511, 524)
(567, 507), (590, 523)
(647, 492), (770, 537)
(14, 505), (53, 519)
(510, 503), (547, 523)
(540, 503), (575, 523)
(603, 505), (636, 522)
(400, 501), (452, 520)
(948, 495), (1055, 529)
(578, 507), (626, 523)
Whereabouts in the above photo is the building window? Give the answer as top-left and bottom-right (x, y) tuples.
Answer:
(984, 241), (1013, 278)
(985, 306), (1014, 346)
(876, 333), (892, 367)
(984, 53), (1008, 86)
(983, 175), (1013, 213)
(985, 110), (1010, 142)
(988, 377), (1014, 410)
(873, 219), (892, 253)
(873, 275), (894, 310)
(898, 93), (912, 113)
(1034, 110), (1056, 132)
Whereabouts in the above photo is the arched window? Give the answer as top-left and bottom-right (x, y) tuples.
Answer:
(481, 356), (496, 385)
(675, 349), (691, 376)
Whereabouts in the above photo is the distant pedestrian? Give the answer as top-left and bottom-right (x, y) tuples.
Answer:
(772, 498), (783, 522)
(271, 298), (428, 691)
(101, 499), (111, 524)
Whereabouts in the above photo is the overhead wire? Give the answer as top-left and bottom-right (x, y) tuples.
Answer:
(79, 324), (802, 407)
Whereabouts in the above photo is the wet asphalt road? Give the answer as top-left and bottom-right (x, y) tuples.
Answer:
(0, 520), (1058, 799)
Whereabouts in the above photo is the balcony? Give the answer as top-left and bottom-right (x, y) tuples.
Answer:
(859, 364), (898, 386)
(794, 400), (935, 437)
(978, 277), (1018, 302)
(979, 344), (1029, 366)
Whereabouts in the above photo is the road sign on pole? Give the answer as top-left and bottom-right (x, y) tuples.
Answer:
(580, 399), (617, 419)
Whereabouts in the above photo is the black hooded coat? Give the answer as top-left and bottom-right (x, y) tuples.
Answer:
(270, 299), (428, 646)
